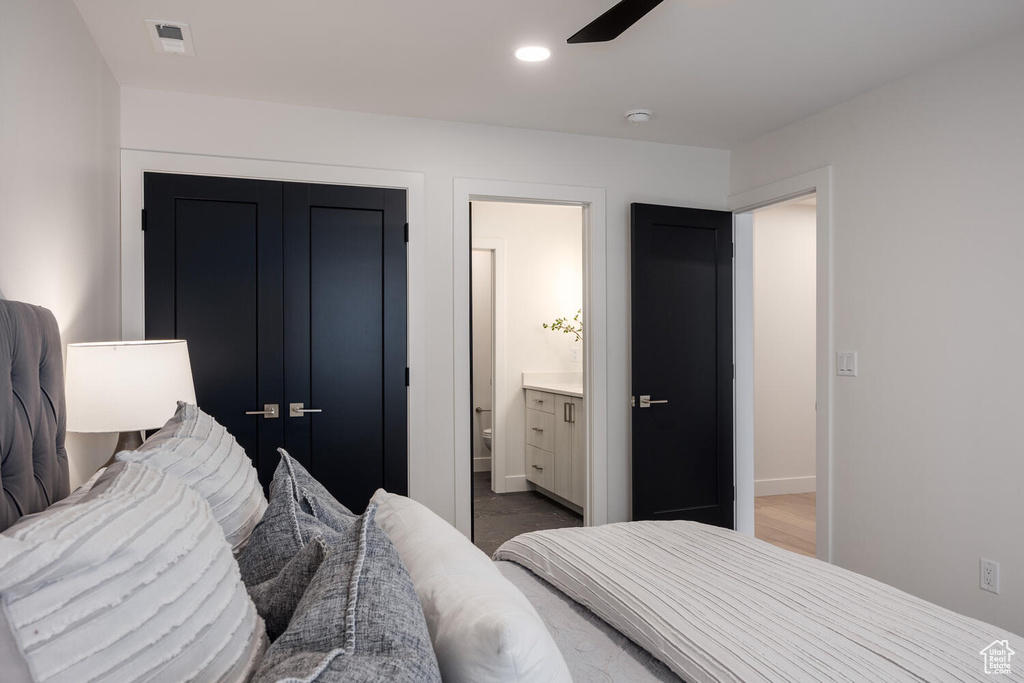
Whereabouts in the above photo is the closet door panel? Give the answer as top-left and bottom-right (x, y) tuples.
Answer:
(283, 183), (408, 511)
(310, 206), (385, 509)
(175, 198), (259, 460)
(144, 174), (284, 482)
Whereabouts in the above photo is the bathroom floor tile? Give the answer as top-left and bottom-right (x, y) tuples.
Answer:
(472, 471), (582, 557)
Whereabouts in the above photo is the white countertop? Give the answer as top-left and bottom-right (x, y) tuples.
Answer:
(522, 372), (584, 398)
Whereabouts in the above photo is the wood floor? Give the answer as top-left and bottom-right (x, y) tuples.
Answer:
(755, 492), (816, 557)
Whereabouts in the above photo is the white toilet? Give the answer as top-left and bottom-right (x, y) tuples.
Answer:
(482, 428), (492, 451)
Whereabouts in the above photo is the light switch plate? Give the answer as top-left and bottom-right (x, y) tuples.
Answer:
(571, 347), (581, 362)
(837, 351), (858, 376)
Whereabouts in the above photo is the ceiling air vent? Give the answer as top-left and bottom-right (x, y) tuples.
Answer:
(145, 19), (195, 56)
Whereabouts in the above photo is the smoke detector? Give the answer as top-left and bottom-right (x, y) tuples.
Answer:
(146, 20), (196, 56)
(625, 109), (652, 125)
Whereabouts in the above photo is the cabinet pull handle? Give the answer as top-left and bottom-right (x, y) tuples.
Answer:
(532, 427), (543, 433)
(564, 403), (569, 422)
(570, 402), (575, 424)
(532, 465), (543, 470)
(536, 399), (544, 404)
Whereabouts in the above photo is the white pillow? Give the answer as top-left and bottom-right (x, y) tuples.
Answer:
(117, 401), (267, 554)
(0, 461), (267, 683)
(370, 489), (571, 683)
(44, 466), (106, 511)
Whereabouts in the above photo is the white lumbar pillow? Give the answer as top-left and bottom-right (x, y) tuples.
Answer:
(117, 401), (267, 554)
(370, 489), (571, 683)
(0, 461), (267, 683)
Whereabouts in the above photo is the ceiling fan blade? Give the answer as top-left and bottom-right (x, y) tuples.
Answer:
(567, 0), (666, 44)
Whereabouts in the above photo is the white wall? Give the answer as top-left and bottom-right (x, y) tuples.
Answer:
(0, 0), (120, 487)
(471, 249), (493, 472)
(753, 202), (816, 496)
(731, 28), (1024, 634)
(472, 202), (583, 490)
(120, 87), (731, 525)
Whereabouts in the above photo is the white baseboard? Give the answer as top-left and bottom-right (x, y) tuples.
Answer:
(755, 476), (816, 497)
(473, 456), (492, 473)
(504, 474), (529, 492)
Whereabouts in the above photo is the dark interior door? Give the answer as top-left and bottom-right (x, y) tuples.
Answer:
(145, 173), (284, 484)
(144, 173), (407, 508)
(631, 203), (733, 527)
(283, 183), (408, 508)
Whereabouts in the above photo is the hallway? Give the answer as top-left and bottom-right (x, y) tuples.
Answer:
(755, 492), (816, 557)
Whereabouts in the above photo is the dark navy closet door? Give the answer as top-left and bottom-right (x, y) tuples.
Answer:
(144, 173), (284, 484)
(283, 183), (408, 509)
(144, 173), (407, 508)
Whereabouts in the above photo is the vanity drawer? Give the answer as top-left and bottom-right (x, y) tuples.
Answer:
(525, 409), (554, 451)
(525, 390), (554, 414)
(526, 445), (554, 491)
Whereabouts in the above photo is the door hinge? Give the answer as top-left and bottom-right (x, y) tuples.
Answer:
(404, 222), (409, 243)
(732, 485), (736, 502)
(732, 363), (735, 379)
(405, 367), (410, 386)
(731, 241), (734, 258)
(141, 209), (147, 232)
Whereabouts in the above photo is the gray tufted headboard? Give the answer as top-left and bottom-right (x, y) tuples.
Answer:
(0, 300), (70, 531)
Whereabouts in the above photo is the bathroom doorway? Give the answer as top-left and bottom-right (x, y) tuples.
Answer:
(470, 200), (586, 555)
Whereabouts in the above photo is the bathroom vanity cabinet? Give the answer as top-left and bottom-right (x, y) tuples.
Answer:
(524, 387), (585, 509)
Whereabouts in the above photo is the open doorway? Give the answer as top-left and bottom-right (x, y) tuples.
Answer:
(470, 200), (585, 555)
(731, 166), (833, 562)
(750, 195), (817, 557)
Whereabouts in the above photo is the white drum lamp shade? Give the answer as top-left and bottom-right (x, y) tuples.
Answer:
(65, 340), (196, 440)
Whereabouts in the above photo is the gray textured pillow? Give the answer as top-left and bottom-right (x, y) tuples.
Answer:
(277, 447), (357, 530)
(253, 505), (441, 683)
(247, 537), (329, 641)
(239, 455), (317, 587)
(238, 452), (358, 638)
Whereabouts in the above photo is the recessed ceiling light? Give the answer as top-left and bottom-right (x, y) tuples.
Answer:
(515, 46), (551, 62)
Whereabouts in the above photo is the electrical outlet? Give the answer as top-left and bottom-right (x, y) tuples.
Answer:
(981, 559), (1000, 594)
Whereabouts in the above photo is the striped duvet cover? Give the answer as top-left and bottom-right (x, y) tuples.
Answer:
(495, 521), (1021, 682)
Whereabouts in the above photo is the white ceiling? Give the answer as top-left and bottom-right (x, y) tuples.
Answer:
(74, 0), (1024, 149)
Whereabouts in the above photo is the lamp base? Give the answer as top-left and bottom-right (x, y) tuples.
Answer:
(103, 430), (145, 467)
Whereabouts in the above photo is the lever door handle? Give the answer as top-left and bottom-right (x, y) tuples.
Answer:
(245, 404), (279, 419)
(639, 395), (669, 408)
(532, 427), (544, 433)
(290, 403), (323, 418)
(532, 464), (544, 471)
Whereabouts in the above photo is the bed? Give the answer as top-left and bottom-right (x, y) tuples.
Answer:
(1, 299), (1020, 682)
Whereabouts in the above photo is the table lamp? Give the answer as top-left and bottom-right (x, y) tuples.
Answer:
(65, 340), (196, 457)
